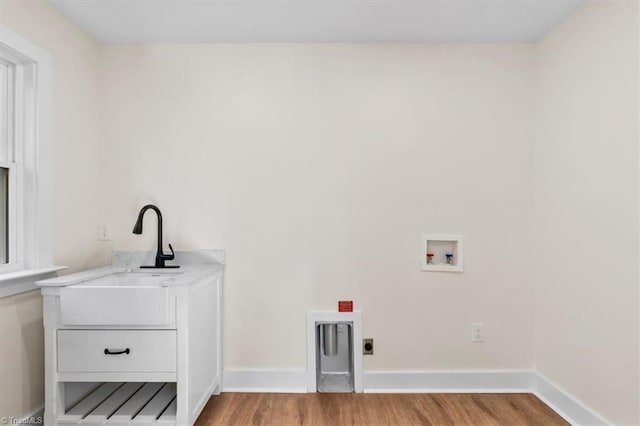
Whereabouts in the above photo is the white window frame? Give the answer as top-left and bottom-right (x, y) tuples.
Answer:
(1, 53), (25, 272)
(0, 26), (64, 296)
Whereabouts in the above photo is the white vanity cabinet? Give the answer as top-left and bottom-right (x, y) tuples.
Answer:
(36, 250), (225, 426)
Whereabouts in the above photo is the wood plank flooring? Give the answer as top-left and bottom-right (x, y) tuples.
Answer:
(195, 393), (568, 426)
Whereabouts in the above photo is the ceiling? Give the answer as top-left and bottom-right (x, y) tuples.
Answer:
(48, 0), (584, 44)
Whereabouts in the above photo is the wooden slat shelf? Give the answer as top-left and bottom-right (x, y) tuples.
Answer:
(59, 382), (177, 424)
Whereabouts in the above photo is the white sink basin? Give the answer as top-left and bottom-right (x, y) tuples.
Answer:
(58, 270), (183, 326)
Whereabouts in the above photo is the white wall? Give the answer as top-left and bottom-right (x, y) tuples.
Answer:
(0, 0), (102, 419)
(97, 44), (536, 370)
(533, 1), (639, 424)
(0, 292), (44, 420)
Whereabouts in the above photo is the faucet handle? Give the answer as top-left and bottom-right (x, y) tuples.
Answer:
(162, 243), (176, 260)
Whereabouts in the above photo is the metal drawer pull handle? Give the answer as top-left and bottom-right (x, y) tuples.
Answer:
(104, 348), (130, 355)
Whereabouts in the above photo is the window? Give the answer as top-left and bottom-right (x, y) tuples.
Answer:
(0, 26), (56, 285)
(0, 56), (20, 270)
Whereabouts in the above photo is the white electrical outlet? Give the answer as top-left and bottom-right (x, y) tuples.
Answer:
(471, 322), (484, 343)
(99, 225), (112, 241)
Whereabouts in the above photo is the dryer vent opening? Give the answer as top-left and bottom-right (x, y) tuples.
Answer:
(316, 322), (354, 393)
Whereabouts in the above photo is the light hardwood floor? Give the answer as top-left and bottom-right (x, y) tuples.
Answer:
(195, 393), (568, 425)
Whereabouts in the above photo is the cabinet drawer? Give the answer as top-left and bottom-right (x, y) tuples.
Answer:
(57, 330), (176, 373)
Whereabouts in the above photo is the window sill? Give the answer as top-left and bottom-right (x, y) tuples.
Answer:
(0, 266), (67, 298)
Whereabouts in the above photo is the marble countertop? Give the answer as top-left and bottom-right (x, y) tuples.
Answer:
(36, 249), (225, 288)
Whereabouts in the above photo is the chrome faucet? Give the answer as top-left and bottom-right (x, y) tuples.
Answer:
(132, 204), (180, 268)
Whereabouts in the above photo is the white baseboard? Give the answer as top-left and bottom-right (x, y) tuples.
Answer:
(222, 368), (532, 394)
(223, 369), (307, 393)
(364, 370), (533, 393)
(532, 371), (607, 426)
(221, 368), (609, 424)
